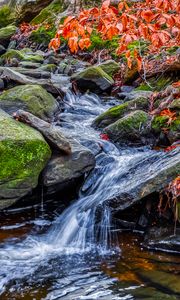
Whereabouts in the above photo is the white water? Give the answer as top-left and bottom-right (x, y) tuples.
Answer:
(0, 92), (179, 297)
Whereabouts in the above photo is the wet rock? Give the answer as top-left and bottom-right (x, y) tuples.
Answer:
(9, 0), (53, 23)
(0, 109), (51, 210)
(144, 227), (180, 254)
(137, 269), (180, 295)
(103, 148), (180, 212)
(0, 67), (62, 94)
(19, 61), (42, 69)
(15, 110), (72, 154)
(0, 25), (16, 47)
(71, 65), (114, 94)
(0, 84), (58, 121)
(0, 44), (6, 55)
(99, 60), (119, 77)
(93, 96), (149, 128)
(11, 67), (51, 79)
(43, 138), (95, 195)
(39, 64), (57, 72)
(104, 110), (152, 146)
(0, 49), (44, 64)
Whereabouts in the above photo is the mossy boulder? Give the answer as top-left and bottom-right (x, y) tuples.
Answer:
(31, 0), (66, 25)
(0, 85), (58, 121)
(0, 49), (44, 64)
(94, 96), (149, 128)
(104, 110), (151, 145)
(0, 5), (15, 29)
(99, 60), (119, 77)
(0, 25), (17, 47)
(8, 0), (53, 23)
(152, 115), (180, 144)
(135, 76), (174, 92)
(0, 109), (51, 210)
(71, 65), (114, 94)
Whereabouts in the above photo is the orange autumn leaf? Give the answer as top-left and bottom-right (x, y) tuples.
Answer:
(141, 10), (155, 23)
(125, 50), (132, 69)
(48, 38), (60, 51)
(79, 37), (91, 50)
(68, 37), (78, 53)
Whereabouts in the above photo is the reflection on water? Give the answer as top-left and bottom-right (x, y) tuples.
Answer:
(0, 205), (180, 300)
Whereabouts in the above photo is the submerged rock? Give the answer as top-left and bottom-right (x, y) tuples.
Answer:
(104, 110), (152, 146)
(0, 25), (16, 47)
(0, 109), (51, 210)
(144, 227), (180, 254)
(43, 138), (95, 194)
(0, 84), (58, 121)
(71, 65), (114, 94)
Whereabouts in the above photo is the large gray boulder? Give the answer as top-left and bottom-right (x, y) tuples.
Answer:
(0, 109), (51, 210)
(93, 97), (149, 128)
(71, 65), (114, 94)
(43, 138), (95, 194)
(0, 84), (58, 121)
(0, 25), (16, 47)
(102, 148), (180, 212)
(104, 110), (153, 146)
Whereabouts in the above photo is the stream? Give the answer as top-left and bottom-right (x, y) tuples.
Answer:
(0, 90), (179, 299)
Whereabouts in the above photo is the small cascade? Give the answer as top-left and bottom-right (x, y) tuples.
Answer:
(0, 91), (178, 295)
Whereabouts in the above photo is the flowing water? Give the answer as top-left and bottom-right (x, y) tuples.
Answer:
(0, 91), (179, 299)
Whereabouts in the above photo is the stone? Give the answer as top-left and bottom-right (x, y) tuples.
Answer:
(137, 269), (180, 295)
(0, 49), (44, 63)
(11, 67), (51, 79)
(0, 84), (58, 121)
(93, 96), (149, 128)
(0, 109), (51, 210)
(0, 67), (62, 94)
(102, 148), (180, 212)
(19, 61), (42, 69)
(71, 65), (114, 94)
(0, 25), (16, 47)
(104, 110), (152, 145)
(99, 60), (119, 77)
(144, 226), (180, 254)
(43, 138), (95, 194)
(9, 0), (53, 23)
(0, 44), (6, 55)
(15, 110), (72, 154)
(152, 115), (180, 144)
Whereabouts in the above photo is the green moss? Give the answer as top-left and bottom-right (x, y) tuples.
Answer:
(88, 32), (119, 57)
(30, 25), (56, 45)
(31, 0), (67, 25)
(0, 85), (58, 121)
(72, 65), (114, 82)
(0, 25), (17, 42)
(94, 96), (148, 128)
(0, 49), (43, 63)
(0, 109), (51, 189)
(127, 40), (150, 59)
(104, 110), (149, 143)
(0, 5), (15, 29)
(152, 115), (180, 132)
(136, 76), (174, 92)
(100, 60), (119, 77)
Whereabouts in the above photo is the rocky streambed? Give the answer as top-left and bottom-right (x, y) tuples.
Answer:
(0, 13), (180, 299)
